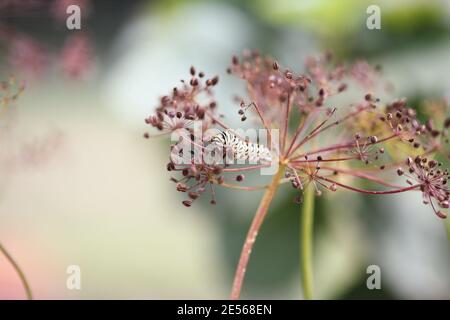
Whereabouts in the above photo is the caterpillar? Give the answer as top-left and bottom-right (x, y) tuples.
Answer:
(211, 130), (272, 163)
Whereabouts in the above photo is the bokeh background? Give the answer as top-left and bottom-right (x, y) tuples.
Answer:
(0, 0), (449, 299)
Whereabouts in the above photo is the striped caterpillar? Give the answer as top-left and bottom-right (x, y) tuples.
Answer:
(211, 130), (272, 163)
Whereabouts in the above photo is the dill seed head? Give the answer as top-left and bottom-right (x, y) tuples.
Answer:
(144, 51), (448, 219)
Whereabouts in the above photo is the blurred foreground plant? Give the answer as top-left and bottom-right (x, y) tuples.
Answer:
(0, 76), (62, 299)
(0, 77), (32, 300)
(145, 51), (449, 299)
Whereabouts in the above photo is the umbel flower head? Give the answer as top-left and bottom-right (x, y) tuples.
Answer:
(145, 51), (449, 219)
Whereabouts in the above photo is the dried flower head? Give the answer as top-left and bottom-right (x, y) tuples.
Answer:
(398, 156), (449, 218)
(145, 51), (449, 220)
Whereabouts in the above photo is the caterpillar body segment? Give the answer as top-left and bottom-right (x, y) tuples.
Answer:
(211, 130), (272, 163)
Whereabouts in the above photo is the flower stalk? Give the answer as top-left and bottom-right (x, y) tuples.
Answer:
(230, 164), (285, 300)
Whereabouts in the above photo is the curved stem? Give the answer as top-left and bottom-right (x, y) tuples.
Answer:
(300, 187), (314, 300)
(281, 93), (291, 153)
(249, 102), (272, 145)
(0, 241), (33, 300)
(230, 164), (285, 299)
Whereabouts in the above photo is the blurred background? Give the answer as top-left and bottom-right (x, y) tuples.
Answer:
(0, 0), (449, 299)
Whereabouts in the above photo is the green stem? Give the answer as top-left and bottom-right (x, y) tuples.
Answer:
(0, 241), (33, 300)
(301, 187), (314, 300)
(445, 219), (450, 247)
(444, 219), (450, 245)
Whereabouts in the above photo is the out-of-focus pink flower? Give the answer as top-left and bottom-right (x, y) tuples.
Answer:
(351, 60), (378, 89)
(0, 0), (94, 80)
(59, 33), (93, 79)
(0, 0), (45, 12)
(8, 36), (47, 78)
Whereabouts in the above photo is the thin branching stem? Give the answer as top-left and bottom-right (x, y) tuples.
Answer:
(250, 102), (273, 145)
(290, 133), (398, 160)
(319, 166), (404, 188)
(317, 175), (420, 194)
(281, 93), (292, 153)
